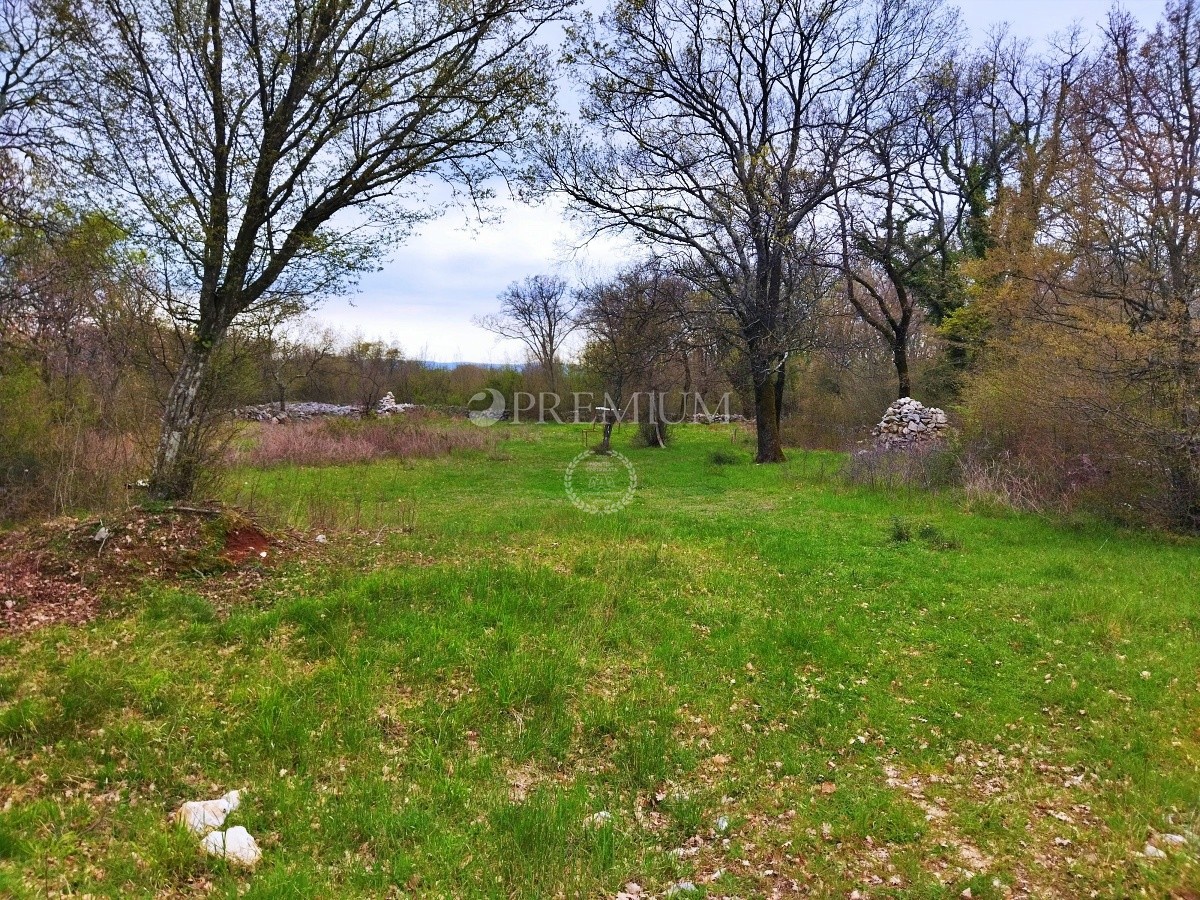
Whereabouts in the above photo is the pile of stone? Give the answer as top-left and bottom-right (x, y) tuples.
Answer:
(871, 397), (949, 449)
(375, 392), (415, 416)
(691, 412), (748, 424)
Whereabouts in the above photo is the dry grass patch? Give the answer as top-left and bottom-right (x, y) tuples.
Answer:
(230, 417), (495, 469)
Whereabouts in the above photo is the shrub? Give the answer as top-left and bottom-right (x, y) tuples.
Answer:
(955, 337), (1177, 525)
(708, 449), (741, 466)
(0, 356), (152, 521)
(887, 517), (961, 549)
(889, 517), (912, 543)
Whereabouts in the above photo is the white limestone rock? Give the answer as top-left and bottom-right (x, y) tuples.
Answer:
(175, 789), (241, 835)
(202, 825), (262, 867)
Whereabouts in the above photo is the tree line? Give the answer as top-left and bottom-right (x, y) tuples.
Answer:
(2, 0), (1198, 528)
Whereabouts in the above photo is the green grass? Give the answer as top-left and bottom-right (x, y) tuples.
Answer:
(1, 423), (1198, 897)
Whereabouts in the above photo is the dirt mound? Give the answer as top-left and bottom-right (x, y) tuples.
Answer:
(221, 523), (272, 565)
(0, 507), (284, 635)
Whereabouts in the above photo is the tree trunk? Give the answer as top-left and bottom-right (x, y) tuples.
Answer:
(1167, 444), (1200, 531)
(893, 341), (911, 399)
(599, 420), (614, 454)
(753, 370), (785, 463)
(148, 341), (213, 501)
(680, 351), (693, 421)
(773, 359), (786, 435)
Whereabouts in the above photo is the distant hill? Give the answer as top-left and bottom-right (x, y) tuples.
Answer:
(418, 360), (513, 370)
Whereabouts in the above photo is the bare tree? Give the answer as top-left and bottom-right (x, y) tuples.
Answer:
(61, 0), (567, 499)
(540, 0), (958, 461)
(0, 0), (77, 154)
(475, 274), (579, 392)
(257, 317), (334, 413)
(576, 261), (688, 449)
(836, 76), (967, 399)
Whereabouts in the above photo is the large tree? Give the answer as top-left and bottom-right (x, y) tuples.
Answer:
(541, 0), (957, 461)
(62, 0), (567, 498)
(1074, 1), (1200, 525)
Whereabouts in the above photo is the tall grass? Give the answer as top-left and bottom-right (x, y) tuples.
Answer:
(842, 443), (958, 491)
(228, 417), (495, 469)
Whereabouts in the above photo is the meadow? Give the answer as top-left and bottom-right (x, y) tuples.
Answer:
(1, 423), (1198, 898)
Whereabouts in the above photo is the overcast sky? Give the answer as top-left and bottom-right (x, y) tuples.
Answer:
(313, 0), (1166, 364)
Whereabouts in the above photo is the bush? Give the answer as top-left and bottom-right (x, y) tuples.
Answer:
(887, 517), (961, 549)
(955, 336), (1179, 526)
(708, 449), (741, 466)
(0, 357), (151, 521)
(0, 362), (50, 517)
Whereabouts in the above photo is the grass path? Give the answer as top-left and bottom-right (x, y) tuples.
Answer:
(1, 425), (1198, 897)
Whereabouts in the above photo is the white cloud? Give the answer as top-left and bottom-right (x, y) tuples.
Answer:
(312, 196), (633, 363)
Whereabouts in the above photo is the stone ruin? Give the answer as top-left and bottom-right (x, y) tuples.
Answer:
(871, 397), (950, 449)
(236, 401), (361, 423)
(235, 392), (415, 423)
(375, 392), (413, 416)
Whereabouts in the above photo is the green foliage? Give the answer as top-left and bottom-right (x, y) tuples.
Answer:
(0, 358), (51, 486)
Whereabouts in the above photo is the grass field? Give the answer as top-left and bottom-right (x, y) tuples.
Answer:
(1, 423), (1198, 898)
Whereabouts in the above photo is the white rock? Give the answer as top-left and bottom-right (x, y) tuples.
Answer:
(1159, 833), (1188, 846)
(375, 392), (414, 416)
(93, 526), (110, 543)
(1143, 842), (1168, 859)
(202, 825), (262, 867)
(176, 790), (242, 835)
(315, 534), (328, 544)
(665, 882), (698, 896)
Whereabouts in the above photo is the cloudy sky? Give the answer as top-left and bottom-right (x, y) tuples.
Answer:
(313, 0), (1165, 364)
